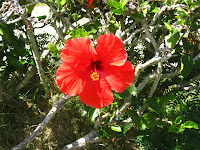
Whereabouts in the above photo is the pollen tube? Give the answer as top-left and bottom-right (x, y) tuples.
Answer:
(91, 72), (100, 81)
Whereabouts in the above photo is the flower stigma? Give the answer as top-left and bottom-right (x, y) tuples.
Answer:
(91, 72), (100, 81)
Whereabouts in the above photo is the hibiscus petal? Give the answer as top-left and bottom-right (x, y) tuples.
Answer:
(56, 62), (85, 96)
(79, 77), (114, 108)
(96, 34), (127, 67)
(61, 37), (97, 68)
(103, 61), (135, 93)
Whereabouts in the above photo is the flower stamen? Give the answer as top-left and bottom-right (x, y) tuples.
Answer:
(91, 72), (100, 81)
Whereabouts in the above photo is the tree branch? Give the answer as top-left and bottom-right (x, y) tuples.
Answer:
(62, 131), (102, 150)
(11, 94), (71, 150)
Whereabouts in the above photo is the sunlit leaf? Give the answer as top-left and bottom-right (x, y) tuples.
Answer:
(111, 125), (122, 132)
(167, 29), (180, 48)
(184, 121), (199, 129)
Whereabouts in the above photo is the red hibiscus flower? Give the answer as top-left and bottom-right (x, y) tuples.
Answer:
(56, 34), (135, 108)
(88, 0), (94, 8)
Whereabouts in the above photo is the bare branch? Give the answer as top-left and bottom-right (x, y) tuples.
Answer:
(62, 131), (102, 150)
(142, 20), (158, 52)
(148, 62), (162, 98)
(12, 94), (71, 150)
(134, 52), (172, 84)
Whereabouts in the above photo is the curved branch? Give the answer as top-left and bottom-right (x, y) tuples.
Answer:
(11, 94), (71, 150)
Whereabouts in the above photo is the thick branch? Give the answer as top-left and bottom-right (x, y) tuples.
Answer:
(12, 94), (71, 150)
(62, 131), (102, 150)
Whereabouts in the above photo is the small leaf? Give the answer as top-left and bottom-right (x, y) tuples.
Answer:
(164, 22), (172, 31)
(151, 6), (160, 13)
(181, 54), (193, 78)
(120, 0), (129, 11)
(123, 123), (133, 134)
(133, 13), (143, 22)
(107, 1), (121, 9)
(111, 125), (122, 132)
(146, 97), (162, 114)
(112, 9), (123, 15)
(175, 116), (182, 125)
(89, 108), (99, 123)
(0, 28), (4, 35)
(169, 124), (185, 133)
(141, 113), (157, 129)
(48, 43), (59, 54)
(167, 29), (180, 48)
(141, 1), (149, 6)
(177, 7), (189, 18)
(184, 121), (199, 129)
(114, 84), (137, 99)
(127, 110), (141, 128)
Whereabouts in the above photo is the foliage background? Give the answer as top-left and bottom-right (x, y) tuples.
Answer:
(0, 0), (200, 149)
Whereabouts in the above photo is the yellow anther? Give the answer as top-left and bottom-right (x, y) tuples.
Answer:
(91, 72), (100, 81)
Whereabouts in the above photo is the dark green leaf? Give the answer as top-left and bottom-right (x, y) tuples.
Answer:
(141, 113), (157, 129)
(127, 110), (141, 128)
(133, 13), (143, 22)
(169, 124), (185, 133)
(167, 29), (180, 48)
(123, 123), (133, 134)
(146, 97), (162, 114)
(181, 54), (193, 78)
(114, 84), (137, 99)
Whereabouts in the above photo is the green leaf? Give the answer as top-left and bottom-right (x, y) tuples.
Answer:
(127, 110), (141, 128)
(111, 125), (122, 132)
(89, 108), (99, 123)
(112, 9), (123, 15)
(48, 43), (59, 54)
(146, 97), (162, 114)
(169, 124), (185, 133)
(114, 84), (137, 99)
(182, 38), (195, 53)
(133, 13), (143, 22)
(184, 121), (199, 129)
(0, 28), (4, 35)
(194, 59), (200, 69)
(141, 1), (149, 6)
(120, 0), (129, 11)
(164, 22), (172, 31)
(167, 29), (180, 48)
(72, 12), (79, 22)
(123, 123), (133, 134)
(174, 116), (182, 125)
(140, 113), (157, 129)
(177, 7), (189, 18)
(181, 54), (193, 78)
(57, 0), (66, 6)
(151, 6), (160, 13)
(107, 1), (121, 9)
(108, 20), (119, 33)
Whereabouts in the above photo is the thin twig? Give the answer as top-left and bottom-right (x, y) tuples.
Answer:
(148, 62), (162, 98)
